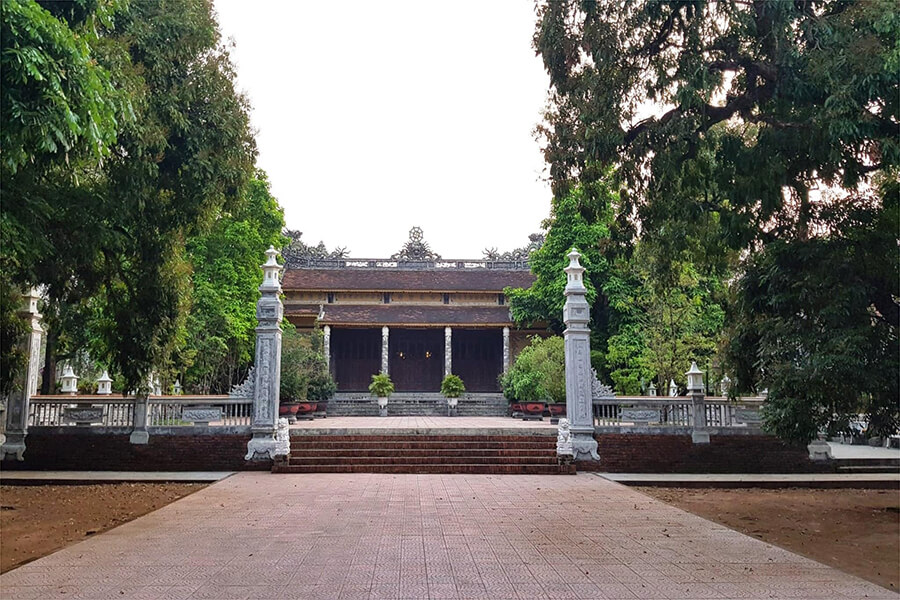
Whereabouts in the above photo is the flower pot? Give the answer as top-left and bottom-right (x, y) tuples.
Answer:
(521, 402), (546, 421)
(295, 402), (317, 421)
(377, 396), (388, 417)
(547, 403), (566, 424)
(446, 396), (459, 416)
(279, 403), (301, 424)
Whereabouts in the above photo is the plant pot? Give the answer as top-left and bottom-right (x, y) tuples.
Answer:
(279, 403), (301, 424)
(377, 396), (388, 417)
(521, 402), (546, 421)
(509, 403), (523, 418)
(446, 396), (459, 416)
(547, 403), (566, 424)
(295, 402), (317, 421)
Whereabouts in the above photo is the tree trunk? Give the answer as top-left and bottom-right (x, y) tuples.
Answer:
(40, 329), (58, 395)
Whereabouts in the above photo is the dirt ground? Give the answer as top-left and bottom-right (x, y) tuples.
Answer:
(0, 482), (205, 573)
(636, 486), (900, 592)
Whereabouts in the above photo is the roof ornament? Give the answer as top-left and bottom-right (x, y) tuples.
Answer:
(391, 226), (441, 261)
(483, 233), (544, 261)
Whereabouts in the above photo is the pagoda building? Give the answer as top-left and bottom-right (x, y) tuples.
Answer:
(281, 227), (543, 393)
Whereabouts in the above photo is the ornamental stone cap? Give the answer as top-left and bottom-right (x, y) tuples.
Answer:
(259, 245), (282, 293)
(686, 361), (703, 377)
(97, 370), (113, 383)
(61, 364), (78, 379)
(564, 248), (586, 293)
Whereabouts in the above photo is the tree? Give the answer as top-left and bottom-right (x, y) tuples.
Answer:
(280, 323), (336, 403)
(180, 172), (287, 393)
(1, 0), (257, 393)
(534, 0), (899, 440)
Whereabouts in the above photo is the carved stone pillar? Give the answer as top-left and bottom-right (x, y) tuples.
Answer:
(563, 249), (599, 462)
(130, 395), (149, 444)
(381, 326), (390, 375)
(444, 327), (452, 378)
(246, 246), (284, 461)
(1, 289), (43, 460)
(323, 325), (331, 371)
(502, 326), (510, 374)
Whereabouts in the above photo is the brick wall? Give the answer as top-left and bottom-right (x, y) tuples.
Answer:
(1, 430), (271, 471)
(576, 433), (833, 473)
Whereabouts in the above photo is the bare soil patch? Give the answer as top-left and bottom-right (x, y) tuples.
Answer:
(0, 482), (205, 573)
(636, 486), (900, 592)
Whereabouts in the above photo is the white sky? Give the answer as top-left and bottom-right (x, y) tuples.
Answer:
(214, 0), (552, 259)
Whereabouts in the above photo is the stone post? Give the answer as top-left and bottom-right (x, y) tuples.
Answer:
(444, 327), (452, 378)
(130, 394), (150, 444)
(323, 325), (331, 371)
(381, 326), (390, 375)
(502, 326), (510, 374)
(563, 249), (599, 461)
(1, 288), (43, 461)
(246, 246), (284, 461)
(687, 361), (709, 444)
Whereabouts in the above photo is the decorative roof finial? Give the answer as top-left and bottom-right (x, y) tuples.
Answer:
(391, 226), (441, 261)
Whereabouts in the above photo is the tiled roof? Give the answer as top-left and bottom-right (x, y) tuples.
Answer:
(316, 305), (515, 327)
(282, 268), (534, 292)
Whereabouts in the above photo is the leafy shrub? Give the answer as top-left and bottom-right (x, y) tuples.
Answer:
(280, 323), (335, 402)
(440, 374), (466, 398)
(368, 373), (394, 398)
(500, 335), (566, 404)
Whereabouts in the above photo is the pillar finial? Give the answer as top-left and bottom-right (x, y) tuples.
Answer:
(259, 246), (282, 293)
(564, 248), (586, 293)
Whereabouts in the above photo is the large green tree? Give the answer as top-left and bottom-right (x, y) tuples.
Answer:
(1, 0), (257, 393)
(534, 0), (899, 440)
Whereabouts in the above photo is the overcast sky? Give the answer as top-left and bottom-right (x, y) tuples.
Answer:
(214, 0), (552, 259)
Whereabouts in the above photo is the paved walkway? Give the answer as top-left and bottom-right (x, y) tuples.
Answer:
(828, 442), (900, 460)
(0, 471), (233, 484)
(2, 473), (894, 599)
(600, 472), (900, 488)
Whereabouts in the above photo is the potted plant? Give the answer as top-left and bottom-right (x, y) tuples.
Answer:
(441, 374), (465, 416)
(368, 373), (394, 417)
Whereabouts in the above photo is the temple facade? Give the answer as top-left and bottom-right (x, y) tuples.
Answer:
(281, 228), (543, 393)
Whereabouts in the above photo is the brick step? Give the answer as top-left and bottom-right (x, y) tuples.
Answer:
(289, 442), (556, 451)
(836, 465), (900, 474)
(292, 448), (554, 458)
(833, 458), (900, 467)
(290, 435), (554, 443)
(272, 463), (574, 475)
(286, 456), (559, 466)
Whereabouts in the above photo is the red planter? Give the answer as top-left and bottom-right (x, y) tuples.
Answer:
(521, 402), (546, 421)
(547, 403), (566, 417)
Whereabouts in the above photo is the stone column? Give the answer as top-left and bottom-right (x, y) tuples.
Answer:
(687, 362), (709, 444)
(381, 326), (390, 375)
(130, 394), (149, 444)
(562, 249), (599, 462)
(502, 326), (510, 374)
(444, 327), (452, 378)
(1, 289), (43, 460)
(323, 325), (331, 371)
(246, 246), (284, 461)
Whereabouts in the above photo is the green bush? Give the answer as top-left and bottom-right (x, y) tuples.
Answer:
(368, 373), (394, 398)
(500, 335), (566, 404)
(280, 323), (335, 402)
(440, 374), (466, 398)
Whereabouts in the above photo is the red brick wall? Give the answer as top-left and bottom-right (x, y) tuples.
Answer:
(576, 433), (833, 473)
(1, 431), (271, 471)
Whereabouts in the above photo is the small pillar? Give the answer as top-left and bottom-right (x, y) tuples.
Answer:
(323, 325), (331, 371)
(381, 326), (390, 375)
(444, 327), (452, 378)
(687, 361), (709, 444)
(562, 249), (599, 462)
(647, 381), (657, 397)
(246, 246), (284, 461)
(172, 379), (182, 395)
(669, 379), (678, 397)
(502, 326), (510, 374)
(1, 288), (43, 461)
(96, 370), (113, 395)
(130, 393), (150, 444)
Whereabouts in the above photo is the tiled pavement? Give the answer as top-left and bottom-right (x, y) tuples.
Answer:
(1, 473), (895, 599)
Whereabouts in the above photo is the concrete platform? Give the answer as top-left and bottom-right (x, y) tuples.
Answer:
(0, 471), (233, 484)
(290, 415), (557, 436)
(1, 472), (895, 599)
(828, 441), (900, 460)
(600, 472), (900, 489)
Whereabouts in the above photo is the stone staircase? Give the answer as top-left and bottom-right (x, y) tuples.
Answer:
(325, 393), (508, 417)
(272, 433), (573, 474)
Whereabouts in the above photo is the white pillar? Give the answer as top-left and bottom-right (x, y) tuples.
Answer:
(502, 327), (510, 374)
(687, 361), (709, 444)
(246, 246), (284, 461)
(381, 326), (390, 375)
(1, 288), (43, 461)
(323, 325), (331, 371)
(563, 249), (599, 462)
(444, 327), (452, 378)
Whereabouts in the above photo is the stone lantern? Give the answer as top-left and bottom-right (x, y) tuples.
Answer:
(173, 380), (183, 395)
(96, 370), (113, 395)
(647, 381), (657, 397)
(668, 379), (678, 397)
(719, 374), (731, 397)
(686, 361), (704, 394)
(60, 365), (79, 395)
